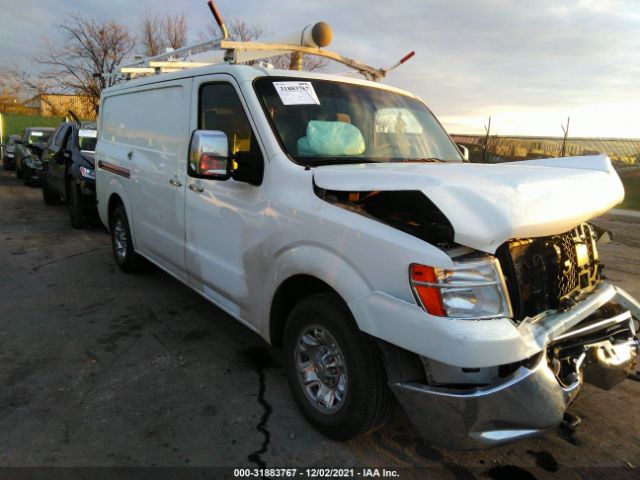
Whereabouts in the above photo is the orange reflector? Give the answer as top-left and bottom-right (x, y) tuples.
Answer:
(410, 264), (446, 316)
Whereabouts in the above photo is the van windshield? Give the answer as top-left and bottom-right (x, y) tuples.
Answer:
(254, 77), (462, 165)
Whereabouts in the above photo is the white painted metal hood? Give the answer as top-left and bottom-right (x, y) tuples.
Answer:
(313, 155), (625, 253)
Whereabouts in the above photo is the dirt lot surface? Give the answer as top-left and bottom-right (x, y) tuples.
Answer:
(1, 169), (639, 479)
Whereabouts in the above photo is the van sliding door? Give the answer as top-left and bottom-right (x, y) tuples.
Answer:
(125, 81), (192, 280)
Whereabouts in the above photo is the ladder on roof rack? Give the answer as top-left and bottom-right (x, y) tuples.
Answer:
(104, 1), (414, 82)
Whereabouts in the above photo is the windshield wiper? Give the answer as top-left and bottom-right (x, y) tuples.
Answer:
(300, 157), (380, 167)
(402, 157), (445, 163)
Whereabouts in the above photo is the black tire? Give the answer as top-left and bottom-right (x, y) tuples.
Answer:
(22, 165), (30, 185)
(68, 180), (86, 229)
(2, 159), (9, 171)
(109, 204), (143, 273)
(41, 174), (60, 205)
(283, 293), (393, 440)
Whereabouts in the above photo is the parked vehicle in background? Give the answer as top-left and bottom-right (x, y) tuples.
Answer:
(14, 127), (55, 185)
(41, 121), (98, 228)
(1, 135), (21, 170)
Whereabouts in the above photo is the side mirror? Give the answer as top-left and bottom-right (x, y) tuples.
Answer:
(457, 144), (470, 162)
(189, 130), (231, 180)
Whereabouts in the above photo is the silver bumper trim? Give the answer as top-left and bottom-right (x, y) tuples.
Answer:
(390, 352), (580, 450)
(553, 310), (632, 342)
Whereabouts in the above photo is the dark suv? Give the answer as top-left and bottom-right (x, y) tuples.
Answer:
(41, 121), (97, 228)
(2, 135), (21, 170)
(15, 127), (55, 184)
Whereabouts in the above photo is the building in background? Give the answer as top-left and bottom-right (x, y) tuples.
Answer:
(22, 94), (96, 120)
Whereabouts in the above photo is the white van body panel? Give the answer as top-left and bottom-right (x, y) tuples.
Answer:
(100, 81), (192, 281)
(254, 155), (455, 339)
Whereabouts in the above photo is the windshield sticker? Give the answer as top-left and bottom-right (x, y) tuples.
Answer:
(273, 81), (320, 105)
(79, 129), (97, 138)
(31, 131), (43, 136)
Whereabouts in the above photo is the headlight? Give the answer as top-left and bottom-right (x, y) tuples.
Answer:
(409, 257), (512, 319)
(79, 166), (96, 180)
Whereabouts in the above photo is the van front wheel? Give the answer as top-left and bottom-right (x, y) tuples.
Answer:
(283, 293), (393, 440)
(109, 205), (142, 273)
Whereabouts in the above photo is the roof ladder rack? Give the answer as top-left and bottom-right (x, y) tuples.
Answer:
(104, 1), (415, 82)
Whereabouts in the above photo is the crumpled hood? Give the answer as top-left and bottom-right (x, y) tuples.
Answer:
(313, 155), (624, 253)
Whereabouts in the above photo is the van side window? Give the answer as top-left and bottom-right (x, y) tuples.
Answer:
(199, 83), (260, 158)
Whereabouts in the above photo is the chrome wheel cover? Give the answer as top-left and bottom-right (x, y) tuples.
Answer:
(295, 324), (348, 413)
(113, 219), (127, 261)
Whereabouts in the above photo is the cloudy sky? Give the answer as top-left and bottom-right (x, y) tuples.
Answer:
(1, 0), (639, 137)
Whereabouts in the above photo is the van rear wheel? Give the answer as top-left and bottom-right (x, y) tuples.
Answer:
(110, 205), (143, 273)
(283, 293), (393, 440)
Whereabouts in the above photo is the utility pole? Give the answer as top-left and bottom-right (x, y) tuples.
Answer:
(483, 116), (491, 163)
(560, 116), (570, 157)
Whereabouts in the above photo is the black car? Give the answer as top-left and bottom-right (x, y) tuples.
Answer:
(2, 135), (21, 170)
(41, 121), (98, 228)
(14, 127), (55, 184)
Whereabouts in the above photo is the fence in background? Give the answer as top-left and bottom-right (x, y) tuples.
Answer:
(451, 134), (640, 168)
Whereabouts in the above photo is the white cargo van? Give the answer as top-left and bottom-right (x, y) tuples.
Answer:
(96, 63), (640, 449)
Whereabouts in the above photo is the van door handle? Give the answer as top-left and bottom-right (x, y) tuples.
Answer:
(188, 183), (204, 193)
(169, 177), (182, 187)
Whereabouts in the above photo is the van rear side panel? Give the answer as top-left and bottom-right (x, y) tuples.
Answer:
(96, 80), (193, 279)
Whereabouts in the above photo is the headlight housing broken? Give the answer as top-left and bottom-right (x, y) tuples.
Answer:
(410, 257), (513, 319)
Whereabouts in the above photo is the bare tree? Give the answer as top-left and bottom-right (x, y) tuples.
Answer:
(141, 11), (188, 56)
(5, 13), (135, 115)
(163, 13), (188, 50)
(141, 10), (163, 57)
(271, 52), (328, 72)
(226, 18), (267, 42)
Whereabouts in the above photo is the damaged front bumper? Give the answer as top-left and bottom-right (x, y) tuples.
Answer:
(392, 350), (579, 449)
(385, 284), (639, 449)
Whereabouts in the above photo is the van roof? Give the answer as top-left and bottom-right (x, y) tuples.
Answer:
(101, 63), (416, 99)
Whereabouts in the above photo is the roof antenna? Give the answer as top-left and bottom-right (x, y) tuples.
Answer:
(207, 1), (228, 40)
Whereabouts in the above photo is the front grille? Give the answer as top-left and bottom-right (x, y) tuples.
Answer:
(496, 223), (601, 321)
(552, 223), (600, 306)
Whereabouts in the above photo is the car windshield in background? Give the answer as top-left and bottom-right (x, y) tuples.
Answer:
(254, 77), (462, 165)
(27, 131), (52, 144)
(78, 128), (97, 152)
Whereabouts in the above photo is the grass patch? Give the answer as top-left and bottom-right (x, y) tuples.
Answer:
(619, 171), (640, 211)
(1, 113), (64, 138)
